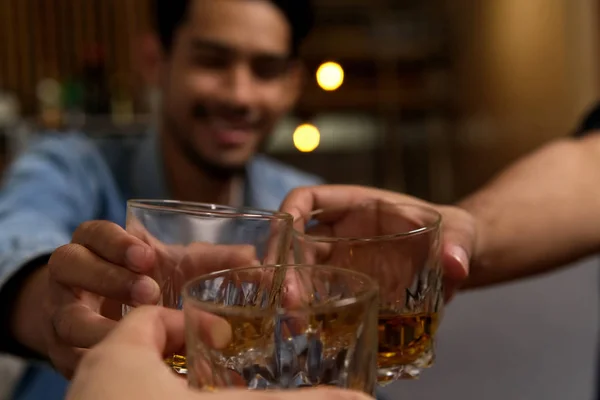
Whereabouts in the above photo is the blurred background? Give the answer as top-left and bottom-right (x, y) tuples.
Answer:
(0, 1), (598, 399)
(2, 0), (597, 202)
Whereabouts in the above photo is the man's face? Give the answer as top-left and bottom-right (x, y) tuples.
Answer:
(160, 0), (301, 174)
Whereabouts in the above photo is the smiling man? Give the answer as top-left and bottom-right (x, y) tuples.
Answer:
(156, 0), (313, 204)
(0, 1), (320, 399)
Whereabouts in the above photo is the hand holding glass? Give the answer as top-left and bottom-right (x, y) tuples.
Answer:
(183, 265), (379, 394)
(294, 201), (443, 383)
(124, 200), (293, 373)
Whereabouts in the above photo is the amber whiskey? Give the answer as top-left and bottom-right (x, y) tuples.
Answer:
(165, 354), (188, 374)
(377, 311), (439, 371)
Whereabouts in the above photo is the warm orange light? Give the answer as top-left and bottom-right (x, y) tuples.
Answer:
(316, 62), (344, 91)
(293, 123), (320, 153)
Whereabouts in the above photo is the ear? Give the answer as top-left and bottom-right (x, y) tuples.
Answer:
(133, 32), (165, 87)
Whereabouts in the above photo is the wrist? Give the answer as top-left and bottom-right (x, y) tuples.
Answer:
(10, 265), (50, 356)
(456, 196), (492, 289)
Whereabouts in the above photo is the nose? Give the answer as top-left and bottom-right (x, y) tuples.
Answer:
(223, 63), (255, 108)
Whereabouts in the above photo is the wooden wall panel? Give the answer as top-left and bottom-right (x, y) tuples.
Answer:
(0, 0), (153, 114)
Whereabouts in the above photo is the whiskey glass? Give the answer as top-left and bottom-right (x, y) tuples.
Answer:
(123, 200), (293, 373)
(183, 264), (379, 394)
(293, 200), (443, 383)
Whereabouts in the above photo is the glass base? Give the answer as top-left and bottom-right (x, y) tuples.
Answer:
(377, 347), (434, 384)
(172, 365), (188, 375)
(165, 354), (188, 375)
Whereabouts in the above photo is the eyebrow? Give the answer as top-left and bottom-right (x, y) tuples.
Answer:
(189, 38), (291, 61)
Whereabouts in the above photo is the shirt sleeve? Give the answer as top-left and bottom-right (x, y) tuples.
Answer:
(0, 133), (105, 355)
(0, 134), (105, 287)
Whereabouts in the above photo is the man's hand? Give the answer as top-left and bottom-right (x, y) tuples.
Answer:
(67, 306), (373, 400)
(12, 220), (258, 378)
(280, 185), (476, 298)
(42, 221), (159, 377)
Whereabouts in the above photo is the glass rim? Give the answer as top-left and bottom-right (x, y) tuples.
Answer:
(294, 202), (442, 243)
(182, 264), (379, 316)
(127, 199), (293, 222)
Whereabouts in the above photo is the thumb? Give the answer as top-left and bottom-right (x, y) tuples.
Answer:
(439, 208), (476, 299)
(101, 306), (185, 357)
(213, 387), (374, 400)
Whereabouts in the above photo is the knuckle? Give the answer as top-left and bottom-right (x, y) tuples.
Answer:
(51, 305), (76, 343)
(110, 232), (135, 252)
(48, 244), (83, 280)
(94, 264), (129, 297)
(237, 244), (257, 261)
(295, 185), (314, 193)
(73, 220), (97, 241)
(226, 245), (257, 267)
(73, 220), (115, 244)
(287, 186), (304, 196)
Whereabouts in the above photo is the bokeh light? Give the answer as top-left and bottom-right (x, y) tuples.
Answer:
(316, 62), (344, 91)
(293, 123), (321, 153)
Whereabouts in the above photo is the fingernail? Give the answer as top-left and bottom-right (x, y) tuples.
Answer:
(126, 245), (150, 271)
(450, 246), (469, 274)
(131, 276), (160, 305)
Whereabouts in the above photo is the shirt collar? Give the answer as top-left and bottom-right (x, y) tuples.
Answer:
(129, 130), (170, 200)
(129, 131), (269, 208)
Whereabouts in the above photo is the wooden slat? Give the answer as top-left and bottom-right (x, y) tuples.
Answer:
(72, 0), (85, 78)
(32, 0), (44, 85)
(54, 0), (66, 78)
(84, 0), (97, 50)
(0, 0), (11, 89)
(45, 0), (59, 78)
(16, 0), (32, 109)
(4, 1), (18, 93)
(0, 0), (451, 117)
(98, 0), (113, 76)
(113, 0), (127, 77)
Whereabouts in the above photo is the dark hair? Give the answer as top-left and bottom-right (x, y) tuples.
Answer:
(155, 0), (314, 57)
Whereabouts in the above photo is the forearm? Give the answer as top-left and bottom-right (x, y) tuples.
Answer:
(458, 135), (600, 288)
(0, 213), (69, 357)
(8, 264), (50, 356)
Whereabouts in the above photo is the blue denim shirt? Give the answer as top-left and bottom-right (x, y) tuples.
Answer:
(0, 131), (322, 399)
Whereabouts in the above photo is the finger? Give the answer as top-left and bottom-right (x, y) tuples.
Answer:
(217, 388), (374, 400)
(183, 304), (232, 350)
(440, 208), (476, 282)
(188, 353), (228, 389)
(263, 217), (294, 265)
(185, 305), (235, 388)
(49, 244), (160, 305)
(101, 306), (186, 357)
(52, 302), (118, 348)
(442, 243), (469, 282)
(178, 243), (259, 282)
(47, 345), (86, 379)
(72, 220), (155, 272)
(294, 219), (339, 265)
(280, 185), (429, 228)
